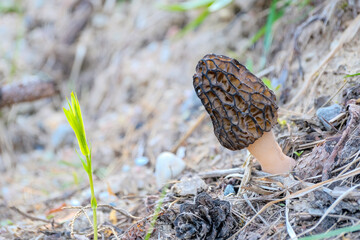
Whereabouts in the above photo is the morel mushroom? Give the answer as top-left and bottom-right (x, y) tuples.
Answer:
(193, 54), (295, 174)
(174, 192), (236, 239)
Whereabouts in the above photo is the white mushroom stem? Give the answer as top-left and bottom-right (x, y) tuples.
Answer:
(247, 130), (296, 174)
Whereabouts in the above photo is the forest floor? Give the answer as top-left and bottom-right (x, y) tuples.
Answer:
(1, 0), (360, 239)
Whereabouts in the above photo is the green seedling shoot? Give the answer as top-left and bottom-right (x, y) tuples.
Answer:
(261, 77), (280, 92)
(294, 150), (304, 157)
(144, 186), (168, 240)
(63, 92), (98, 240)
(160, 0), (233, 37)
(277, 119), (287, 127)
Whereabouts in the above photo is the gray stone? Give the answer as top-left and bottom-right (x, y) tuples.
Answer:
(224, 184), (236, 196)
(172, 176), (207, 196)
(134, 156), (149, 166)
(316, 104), (343, 130)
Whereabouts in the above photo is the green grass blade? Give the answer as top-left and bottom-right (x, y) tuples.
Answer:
(160, 0), (214, 12)
(58, 160), (82, 168)
(144, 186), (168, 240)
(260, 0), (277, 68)
(161, 0), (232, 37)
(345, 73), (360, 78)
(261, 77), (274, 91)
(0, 2), (23, 14)
(245, 58), (254, 73)
(264, 0), (277, 53)
(298, 224), (360, 240)
(249, 8), (284, 45)
(250, 26), (266, 45)
(175, 9), (210, 38)
(208, 0), (232, 12)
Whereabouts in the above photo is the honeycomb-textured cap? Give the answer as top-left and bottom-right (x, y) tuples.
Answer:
(193, 54), (278, 150)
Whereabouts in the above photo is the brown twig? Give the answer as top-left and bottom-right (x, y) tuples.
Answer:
(0, 79), (58, 108)
(9, 206), (53, 224)
(63, 204), (140, 220)
(297, 139), (326, 150)
(97, 204), (140, 220)
(171, 112), (207, 153)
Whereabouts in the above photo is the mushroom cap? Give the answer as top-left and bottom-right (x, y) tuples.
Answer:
(193, 54), (278, 150)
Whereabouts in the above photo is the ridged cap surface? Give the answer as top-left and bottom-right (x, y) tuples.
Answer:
(193, 54), (278, 150)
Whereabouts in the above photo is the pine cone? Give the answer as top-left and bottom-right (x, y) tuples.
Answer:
(174, 192), (236, 239)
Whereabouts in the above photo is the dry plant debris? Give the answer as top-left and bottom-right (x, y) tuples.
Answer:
(295, 99), (360, 181)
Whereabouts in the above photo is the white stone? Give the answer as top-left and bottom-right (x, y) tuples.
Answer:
(155, 152), (186, 188)
(172, 176), (208, 196)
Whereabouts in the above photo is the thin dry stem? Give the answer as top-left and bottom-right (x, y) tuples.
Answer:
(9, 206), (53, 224)
(64, 204), (140, 220)
(296, 183), (360, 238)
(285, 191), (297, 239)
(171, 112), (207, 153)
(229, 167), (360, 239)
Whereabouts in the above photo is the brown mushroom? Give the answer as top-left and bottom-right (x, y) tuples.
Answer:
(193, 54), (295, 174)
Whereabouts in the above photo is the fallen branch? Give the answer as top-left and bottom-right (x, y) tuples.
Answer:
(0, 79), (58, 108)
(9, 206), (53, 224)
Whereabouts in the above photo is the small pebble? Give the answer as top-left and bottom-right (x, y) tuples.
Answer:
(70, 199), (81, 206)
(155, 152), (186, 188)
(172, 176), (207, 196)
(316, 104), (342, 130)
(224, 185), (236, 196)
(134, 156), (149, 166)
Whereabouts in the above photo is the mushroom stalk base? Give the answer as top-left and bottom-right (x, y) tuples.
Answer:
(247, 130), (296, 174)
